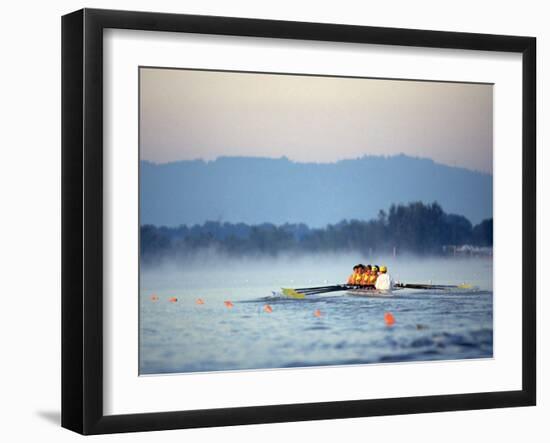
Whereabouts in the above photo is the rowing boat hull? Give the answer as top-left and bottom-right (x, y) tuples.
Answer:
(347, 288), (396, 297)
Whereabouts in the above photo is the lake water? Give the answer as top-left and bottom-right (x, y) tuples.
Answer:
(139, 254), (493, 374)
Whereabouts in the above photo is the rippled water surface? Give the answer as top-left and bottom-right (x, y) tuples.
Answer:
(139, 255), (493, 374)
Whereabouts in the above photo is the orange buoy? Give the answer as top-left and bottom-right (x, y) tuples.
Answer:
(263, 304), (273, 313)
(168, 297), (178, 303)
(224, 300), (234, 308)
(196, 298), (205, 305)
(384, 312), (395, 326)
(314, 309), (322, 317)
(150, 294), (159, 302)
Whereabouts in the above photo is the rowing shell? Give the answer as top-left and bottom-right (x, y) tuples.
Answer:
(347, 287), (404, 297)
(280, 282), (476, 299)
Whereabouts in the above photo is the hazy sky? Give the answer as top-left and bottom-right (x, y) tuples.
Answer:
(140, 68), (493, 174)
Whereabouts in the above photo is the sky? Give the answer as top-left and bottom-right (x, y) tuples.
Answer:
(140, 67), (493, 174)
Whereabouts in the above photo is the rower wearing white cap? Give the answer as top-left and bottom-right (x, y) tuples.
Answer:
(375, 265), (393, 291)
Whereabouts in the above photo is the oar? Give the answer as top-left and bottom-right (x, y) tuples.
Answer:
(296, 286), (348, 294)
(294, 284), (348, 292)
(282, 284), (355, 298)
(394, 282), (475, 290)
(298, 286), (354, 296)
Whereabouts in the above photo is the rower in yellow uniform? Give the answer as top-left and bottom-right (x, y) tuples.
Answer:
(361, 264), (372, 286)
(354, 264), (365, 286)
(347, 265), (357, 285)
(368, 265), (379, 286)
(347, 265), (362, 285)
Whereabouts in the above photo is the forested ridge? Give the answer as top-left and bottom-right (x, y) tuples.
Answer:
(141, 201), (492, 263)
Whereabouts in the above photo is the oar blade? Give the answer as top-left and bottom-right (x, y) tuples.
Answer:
(457, 283), (476, 290)
(281, 288), (306, 299)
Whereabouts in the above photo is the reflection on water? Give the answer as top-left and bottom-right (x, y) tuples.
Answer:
(139, 254), (493, 374)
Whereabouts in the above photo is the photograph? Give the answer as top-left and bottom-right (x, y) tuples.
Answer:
(138, 67), (494, 375)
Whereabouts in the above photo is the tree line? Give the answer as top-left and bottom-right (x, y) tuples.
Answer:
(140, 201), (492, 263)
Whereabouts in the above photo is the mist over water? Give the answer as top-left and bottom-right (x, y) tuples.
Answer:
(139, 253), (493, 374)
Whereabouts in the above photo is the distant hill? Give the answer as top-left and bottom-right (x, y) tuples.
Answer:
(140, 155), (492, 227)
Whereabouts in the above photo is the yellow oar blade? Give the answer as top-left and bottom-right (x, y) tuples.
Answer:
(281, 288), (306, 299)
(457, 283), (475, 290)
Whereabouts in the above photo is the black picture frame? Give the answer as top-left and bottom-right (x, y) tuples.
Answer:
(62, 8), (536, 435)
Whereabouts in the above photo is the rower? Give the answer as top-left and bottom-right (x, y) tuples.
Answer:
(361, 264), (372, 286)
(347, 265), (359, 285)
(369, 265), (379, 286)
(354, 264), (365, 286)
(375, 265), (392, 291)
